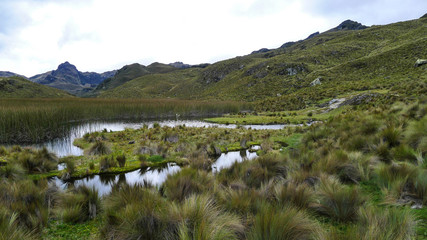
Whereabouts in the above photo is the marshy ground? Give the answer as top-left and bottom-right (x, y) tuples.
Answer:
(0, 96), (426, 239)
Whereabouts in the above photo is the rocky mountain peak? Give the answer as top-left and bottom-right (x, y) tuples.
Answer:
(329, 20), (368, 32)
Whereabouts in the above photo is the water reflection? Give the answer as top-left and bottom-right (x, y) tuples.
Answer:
(53, 147), (260, 196)
(53, 163), (181, 196)
(211, 147), (258, 173)
(29, 120), (285, 157)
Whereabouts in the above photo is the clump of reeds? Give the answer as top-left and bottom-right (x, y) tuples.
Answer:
(101, 184), (176, 240)
(56, 185), (100, 223)
(404, 115), (427, 154)
(248, 203), (324, 240)
(312, 175), (364, 222)
(0, 98), (247, 144)
(89, 140), (111, 155)
(176, 194), (245, 240)
(215, 185), (260, 215)
(116, 154), (126, 168)
(273, 181), (315, 209)
(10, 147), (57, 174)
(162, 167), (214, 202)
(100, 155), (117, 171)
(0, 162), (25, 180)
(0, 180), (50, 233)
(0, 208), (37, 240)
(347, 205), (416, 240)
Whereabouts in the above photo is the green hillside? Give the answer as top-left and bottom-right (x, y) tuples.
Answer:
(0, 76), (72, 98)
(93, 62), (178, 96)
(99, 17), (427, 110)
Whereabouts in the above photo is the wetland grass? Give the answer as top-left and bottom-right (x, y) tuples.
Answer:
(0, 98), (249, 143)
(0, 100), (426, 239)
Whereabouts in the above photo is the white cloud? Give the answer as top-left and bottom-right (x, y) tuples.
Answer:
(0, 0), (425, 77)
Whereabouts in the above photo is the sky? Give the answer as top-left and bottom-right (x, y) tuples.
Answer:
(0, 0), (426, 77)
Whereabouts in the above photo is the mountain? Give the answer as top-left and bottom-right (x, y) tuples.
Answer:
(169, 62), (191, 69)
(0, 76), (72, 98)
(29, 62), (116, 96)
(92, 62), (178, 96)
(326, 19), (368, 32)
(98, 17), (427, 111)
(0, 71), (26, 78)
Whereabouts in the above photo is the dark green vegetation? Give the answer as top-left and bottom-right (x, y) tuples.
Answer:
(96, 18), (426, 112)
(0, 76), (71, 98)
(0, 98), (246, 143)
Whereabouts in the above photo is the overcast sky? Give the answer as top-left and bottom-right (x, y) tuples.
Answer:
(0, 0), (426, 77)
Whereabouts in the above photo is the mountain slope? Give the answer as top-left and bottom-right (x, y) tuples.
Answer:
(30, 62), (116, 96)
(92, 62), (178, 96)
(98, 17), (427, 110)
(0, 76), (72, 98)
(0, 71), (26, 78)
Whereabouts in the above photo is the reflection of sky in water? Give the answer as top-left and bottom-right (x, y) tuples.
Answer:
(212, 149), (258, 173)
(53, 163), (181, 196)
(53, 148), (259, 196)
(21, 120), (285, 158)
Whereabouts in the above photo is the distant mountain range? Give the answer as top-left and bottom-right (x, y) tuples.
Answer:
(29, 62), (116, 96)
(0, 16), (426, 105)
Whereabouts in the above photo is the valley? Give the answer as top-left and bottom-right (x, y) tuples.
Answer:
(0, 15), (426, 239)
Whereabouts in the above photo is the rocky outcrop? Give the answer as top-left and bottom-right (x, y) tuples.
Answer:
(306, 31), (320, 40)
(414, 59), (427, 67)
(339, 93), (379, 106)
(251, 48), (271, 54)
(200, 57), (251, 84)
(169, 62), (191, 69)
(327, 20), (368, 32)
(310, 77), (322, 86)
(244, 62), (308, 79)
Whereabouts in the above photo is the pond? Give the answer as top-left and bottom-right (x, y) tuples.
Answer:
(29, 119), (285, 157)
(53, 147), (260, 196)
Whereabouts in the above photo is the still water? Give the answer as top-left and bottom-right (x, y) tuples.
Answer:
(53, 147), (260, 196)
(34, 120), (284, 157)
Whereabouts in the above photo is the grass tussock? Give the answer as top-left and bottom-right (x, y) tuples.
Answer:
(56, 185), (100, 223)
(248, 203), (324, 240)
(312, 175), (364, 222)
(176, 194), (245, 240)
(348, 206), (416, 240)
(101, 184), (176, 240)
(162, 167), (214, 202)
